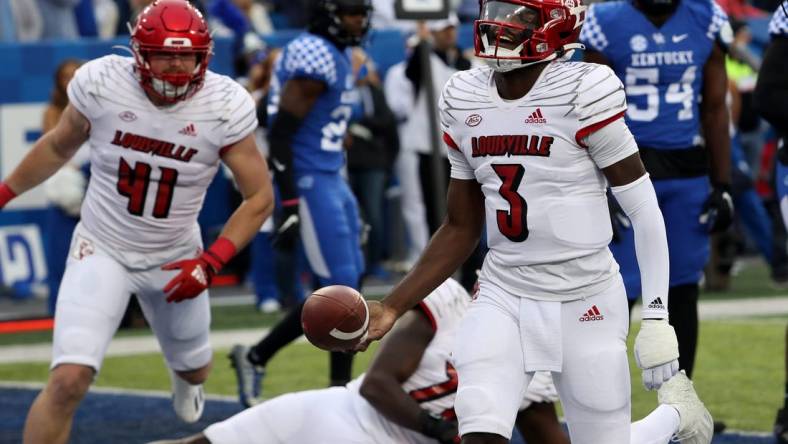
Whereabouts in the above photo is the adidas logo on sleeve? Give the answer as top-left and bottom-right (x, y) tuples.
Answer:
(648, 297), (666, 310)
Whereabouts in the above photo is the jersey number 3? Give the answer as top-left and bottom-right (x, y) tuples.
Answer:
(493, 164), (529, 242)
(117, 157), (178, 218)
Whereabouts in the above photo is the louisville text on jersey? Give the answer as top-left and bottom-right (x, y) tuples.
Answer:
(471, 135), (554, 158)
(111, 130), (198, 163)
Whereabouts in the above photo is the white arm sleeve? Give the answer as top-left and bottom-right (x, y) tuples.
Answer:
(610, 174), (669, 319)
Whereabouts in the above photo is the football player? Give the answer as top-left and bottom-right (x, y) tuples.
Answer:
(580, 0), (734, 378)
(148, 279), (570, 444)
(754, 2), (788, 442)
(0, 1), (274, 443)
(359, 0), (712, 443)
(229, 0), (369, 406)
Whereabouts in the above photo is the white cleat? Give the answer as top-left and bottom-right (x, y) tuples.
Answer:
(658, 371), (713, 444)
(170, 369), (205, 423)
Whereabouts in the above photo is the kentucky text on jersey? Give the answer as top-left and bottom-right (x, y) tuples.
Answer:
(630, 51), (695, 67)
(111, 130), (198, 162)
(471, 135), (554, 158)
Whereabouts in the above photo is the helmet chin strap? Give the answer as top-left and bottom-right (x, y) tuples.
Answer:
(482, 41), (586, 73)
(151, 77), (190, 100)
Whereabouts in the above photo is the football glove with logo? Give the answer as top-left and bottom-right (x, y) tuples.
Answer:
(0, 183), (17, 210)
(634, 319), (680, 390)
(271, 199), (300, 251)
(699, 184), (734, 233)
(162, 237), (236, 303)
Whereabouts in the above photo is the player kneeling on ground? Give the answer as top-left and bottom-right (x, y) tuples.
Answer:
(0, 2), (274, 443)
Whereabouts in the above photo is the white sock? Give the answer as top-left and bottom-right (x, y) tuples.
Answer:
(630, 404), (680, 444)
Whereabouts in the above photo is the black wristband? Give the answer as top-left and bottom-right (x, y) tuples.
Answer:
(418, 410), (457, 443)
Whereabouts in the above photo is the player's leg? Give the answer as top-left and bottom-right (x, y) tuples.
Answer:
(555, 279), (631, 444)
(454, 281), (530, 444)
(514, 371), (568, 444)
(300, 174), (364, 385)
(202, 387), (370, 444)
(137, 265), (212, 423)
(24, 238), (133, 444)
(656, 177), (709, 377)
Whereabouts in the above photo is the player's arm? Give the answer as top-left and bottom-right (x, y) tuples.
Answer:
(219, 134), (275, 250)
(700, 43), (734, 232)
(267, 77), (325, 248)
(754, 37), (788, 134)
(360, 178), (485, 348)
(359, 309), (457, 443)
(590, 119), (677, 390)
(0, 104), (89, 208)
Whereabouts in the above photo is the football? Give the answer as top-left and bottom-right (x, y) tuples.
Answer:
(301, 285), (369, 352)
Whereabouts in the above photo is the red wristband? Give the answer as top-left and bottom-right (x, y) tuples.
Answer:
(202, 237), (237, 272)
(0, 183), (17, 209)
(281, 198), (299, 207)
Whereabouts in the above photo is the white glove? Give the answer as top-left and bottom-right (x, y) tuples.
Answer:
(519, 371), (559, 410)
(634, 319), (680, 390)
(44, 165), (86, 217)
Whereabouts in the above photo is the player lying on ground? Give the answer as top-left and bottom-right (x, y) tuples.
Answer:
(150, 278), (709, 444)
(357, 0), (713, 443)
(0, 1), (274, 443)
(149, 279), (569, 444)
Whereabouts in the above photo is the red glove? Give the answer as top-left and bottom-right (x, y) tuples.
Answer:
(162, 237), (236, 303)
(0, 183), (17, 210)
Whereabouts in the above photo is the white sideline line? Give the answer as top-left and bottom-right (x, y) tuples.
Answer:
(0, 328), (281, 364)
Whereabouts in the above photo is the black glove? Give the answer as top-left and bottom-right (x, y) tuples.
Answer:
(418, 410), (458, 444)
(271, 201), (300, 251)
(700, 184), (734, 234)
(607, 191), (630, 243)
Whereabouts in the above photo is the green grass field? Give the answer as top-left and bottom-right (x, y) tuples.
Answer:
(0, 318), (783, 432)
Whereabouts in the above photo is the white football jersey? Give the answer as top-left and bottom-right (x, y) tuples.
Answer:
(440, 62), (637, 300)
(67, 55), (257, 269)
(348, 278), (470, 444)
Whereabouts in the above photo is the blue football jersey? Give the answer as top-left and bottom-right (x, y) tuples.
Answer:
(769, 1), (788, 36)
(268, 33), (357, 173)
(580, 0), (733, 149)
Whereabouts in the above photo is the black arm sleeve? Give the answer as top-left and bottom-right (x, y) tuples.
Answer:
(267, 109), (304, 202)
(754, 37), (788, 135)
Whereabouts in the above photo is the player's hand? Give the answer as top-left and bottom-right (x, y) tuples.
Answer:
(162, 254), (218, 303)
(354, 300), (398, 352)
(418, 410), (459, 444)
(271, 200), (300, 251)
(634, 319), (680, 390)
(607, 192), (630, 243)
(0, 182), (17, 210)
(699, 185), (734, 234)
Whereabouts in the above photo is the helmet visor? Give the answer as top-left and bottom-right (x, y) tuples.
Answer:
(479, 1), (542, 51)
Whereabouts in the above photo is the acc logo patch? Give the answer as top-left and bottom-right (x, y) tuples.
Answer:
(119, 111), (137, 122)
(72, 235), (95, 260)
(465, 114), (482, 127)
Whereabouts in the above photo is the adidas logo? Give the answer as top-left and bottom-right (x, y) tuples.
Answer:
(179, 123), (197, 137)
(525, 108), (547, 124)
(579, 305), (604, 322)
(648, 297), (665, 310)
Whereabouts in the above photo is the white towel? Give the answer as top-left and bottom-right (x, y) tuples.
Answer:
(520, 297), (563, 373)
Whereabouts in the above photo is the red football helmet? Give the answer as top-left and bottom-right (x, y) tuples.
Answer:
(130, 0), (213, 103)
(474, 0), (587, 72)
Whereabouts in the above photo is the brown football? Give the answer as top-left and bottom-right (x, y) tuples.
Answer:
(301, 285), (369, 351)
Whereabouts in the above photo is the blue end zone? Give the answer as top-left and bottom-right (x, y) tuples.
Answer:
(0, 386), (776, 443)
